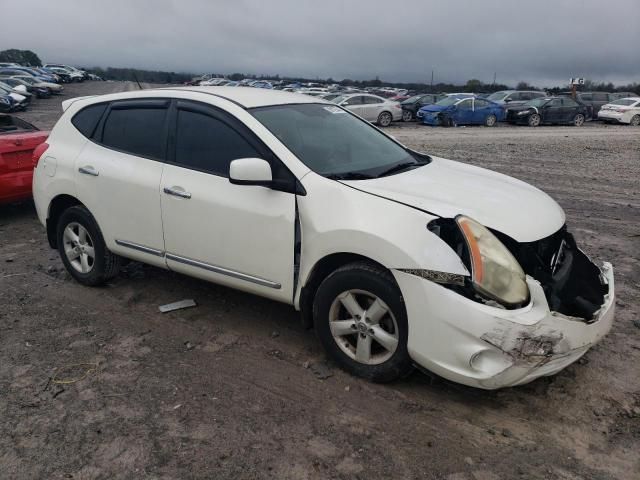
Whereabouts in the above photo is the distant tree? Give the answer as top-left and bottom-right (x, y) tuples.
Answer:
(465, 79), (483, 92)
(516, 81), (536, 90)
(0, 49), (42, 66)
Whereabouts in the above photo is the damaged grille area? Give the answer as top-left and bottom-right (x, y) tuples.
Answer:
(428, 220), (608, 321)
(495, 227), (608, 322)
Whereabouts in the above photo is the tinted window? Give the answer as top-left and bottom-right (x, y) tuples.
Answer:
(474, 99), (489, 108)
(563, 98), (579, 107)
(343, 96), (364, 106)
(592, 93), (608, 101)
(457, 99), (472, 110)
(580, 93), (593, 101)
(550, 99), (563, 107)
(532, 92), (546, 98)
(102, 106), (168, 160)
(364, 96), (383, 104)
(507, 93), (521, 101)
(174, 109), (260, 176)
(72, 103), (107, 138)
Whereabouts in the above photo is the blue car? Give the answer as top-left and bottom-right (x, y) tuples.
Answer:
(417, 95), (505, 126)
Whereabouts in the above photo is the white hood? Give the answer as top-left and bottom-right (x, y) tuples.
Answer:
(345, 157), (565, 242)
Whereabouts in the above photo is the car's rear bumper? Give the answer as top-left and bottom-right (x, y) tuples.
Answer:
(597, 111), (625, 123)
(393, 258), (614, 389)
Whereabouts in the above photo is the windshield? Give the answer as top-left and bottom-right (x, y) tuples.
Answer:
(487, 91), (509, 101)
(251, 103), (424, 178)
(435, 97), (461, 107)
(610, 98), (637, 106)
(524, 98), (549, 107)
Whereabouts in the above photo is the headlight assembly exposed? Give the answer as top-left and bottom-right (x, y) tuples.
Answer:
(456, 215), (529, 307)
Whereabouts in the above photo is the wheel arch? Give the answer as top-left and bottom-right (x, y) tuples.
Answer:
(46, 194), (84, 248)
(298, 252), (392, 329)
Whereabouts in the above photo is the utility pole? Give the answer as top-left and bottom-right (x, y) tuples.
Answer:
(493, 72), (496, 86)
(430, 70), (434, 93)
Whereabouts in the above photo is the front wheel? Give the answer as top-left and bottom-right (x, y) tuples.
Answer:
(402, 110), (413, 122)
(630, 114), (640, 126)
(573, 113), (585, 127)
(57, 205), (121, 286)
(313, 262), (412, 383)
(377, 111), (393, 127)
(528, 113), (541, 127)
(484, 114), (497, 127)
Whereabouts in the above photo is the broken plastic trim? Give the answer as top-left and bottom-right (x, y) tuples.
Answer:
(398, 269), (467, 286)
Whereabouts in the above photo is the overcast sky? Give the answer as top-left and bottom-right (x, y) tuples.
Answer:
(2, 0), (639, 86)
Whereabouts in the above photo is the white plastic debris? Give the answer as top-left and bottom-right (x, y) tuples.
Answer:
(159, 299), (197, 313)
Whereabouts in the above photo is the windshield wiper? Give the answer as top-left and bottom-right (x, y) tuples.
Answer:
(326, 172), (375, 181)
(377, 161), (423, 178)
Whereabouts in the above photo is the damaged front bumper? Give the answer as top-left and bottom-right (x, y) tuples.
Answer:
(393, 259), (614, 389)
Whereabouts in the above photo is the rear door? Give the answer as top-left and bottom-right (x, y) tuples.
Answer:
(561, 97), (581, 122)
(361, 95), (385, 121)
(0, 128), (48, 203)
(74, 99), (168, 266)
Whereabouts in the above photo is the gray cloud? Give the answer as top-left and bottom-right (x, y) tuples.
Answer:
(2, 0), (639, 86)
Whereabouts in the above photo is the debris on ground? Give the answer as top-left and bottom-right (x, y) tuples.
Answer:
(159, 299), (197, 313)
(184, 341), (195, 350)
(632, 320), (640, 330)
(309, 362), (333, 380)
(270, 330), (280, 338)
(52, 363), (98, 385)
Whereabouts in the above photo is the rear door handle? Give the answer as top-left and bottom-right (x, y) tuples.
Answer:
(78, 166), (99, 176)
(163, 186), (192, 199)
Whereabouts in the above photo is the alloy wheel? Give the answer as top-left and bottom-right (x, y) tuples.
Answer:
(378, 112), (392, 127)
(402, 110), (413, 122)
(528, 114), (541, 127)
(328, 289), (399, 365)
(574, 114), (585, 127)
(630, 115), (640, 126)
(63, 222), (95, 273)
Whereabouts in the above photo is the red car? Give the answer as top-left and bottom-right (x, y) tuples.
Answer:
(0, 114), (49, 204)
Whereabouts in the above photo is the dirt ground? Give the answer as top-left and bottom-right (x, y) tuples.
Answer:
(1, 82), (639, 480)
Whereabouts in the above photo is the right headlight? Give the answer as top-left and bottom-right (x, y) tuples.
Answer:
(456, 215), (529, 307)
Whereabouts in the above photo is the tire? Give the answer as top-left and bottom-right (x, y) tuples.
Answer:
(377, 111), (393, 127)
(484, 114), (497, 127)
(630, 115), (640, 126)
(528, 113), (541, 127)
(56, 205), (121, 286)
(402, 110), (413, 122)
(573, 114), (585, 127)
(313, 262), (413, 383)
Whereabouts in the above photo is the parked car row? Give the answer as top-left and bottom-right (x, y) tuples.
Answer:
(0, 62), (99, 113)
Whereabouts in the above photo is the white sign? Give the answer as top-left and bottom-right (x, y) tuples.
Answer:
(570, 78), (585, 85)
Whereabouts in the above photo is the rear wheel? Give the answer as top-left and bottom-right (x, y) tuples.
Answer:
(573, 113), (585, 127)
(57, 206), (120, 286)
(402, 110), (413, 122)
(377, 111), (393, 127)
(528, 113), (541, 127)
(630, 114), (640, 126)
(313, 262), (412, 383)
(484, 114), (497, 127)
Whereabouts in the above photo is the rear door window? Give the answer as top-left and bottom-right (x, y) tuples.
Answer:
(101, 101), (169, 160)
(363, 96), (383, 104)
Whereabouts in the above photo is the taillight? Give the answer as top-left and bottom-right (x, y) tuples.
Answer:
(33, 142), (49, 167)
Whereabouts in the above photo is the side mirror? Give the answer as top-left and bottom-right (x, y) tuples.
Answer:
(229, 158), (272, 186)
(504, 98), (512, 103)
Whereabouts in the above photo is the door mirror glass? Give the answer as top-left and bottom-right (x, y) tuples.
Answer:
(229, 158), (272, 186)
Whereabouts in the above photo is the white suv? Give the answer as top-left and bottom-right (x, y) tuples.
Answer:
(32, 87), (615, 389)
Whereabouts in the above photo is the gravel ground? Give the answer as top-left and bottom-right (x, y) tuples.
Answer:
(1, 82), (639, 480)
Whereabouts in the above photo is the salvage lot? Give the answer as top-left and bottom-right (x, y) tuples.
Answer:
(1, 82), (639, 479)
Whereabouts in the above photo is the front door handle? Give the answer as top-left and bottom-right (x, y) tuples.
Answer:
(79, 166), (99, 176)
(163, 186), (192, 199)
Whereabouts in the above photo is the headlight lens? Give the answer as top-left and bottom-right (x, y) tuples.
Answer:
(517, 110), (530, 116)
(456, 216), (529, 306)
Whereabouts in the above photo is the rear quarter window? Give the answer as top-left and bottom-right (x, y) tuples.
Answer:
(71, 103), (107, 138)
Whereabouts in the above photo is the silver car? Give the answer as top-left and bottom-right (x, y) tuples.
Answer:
(333, 94), (402, 127)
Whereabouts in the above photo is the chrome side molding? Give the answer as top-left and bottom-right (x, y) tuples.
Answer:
(166, 253), (281, 289)
(115, 239), (165, 257)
